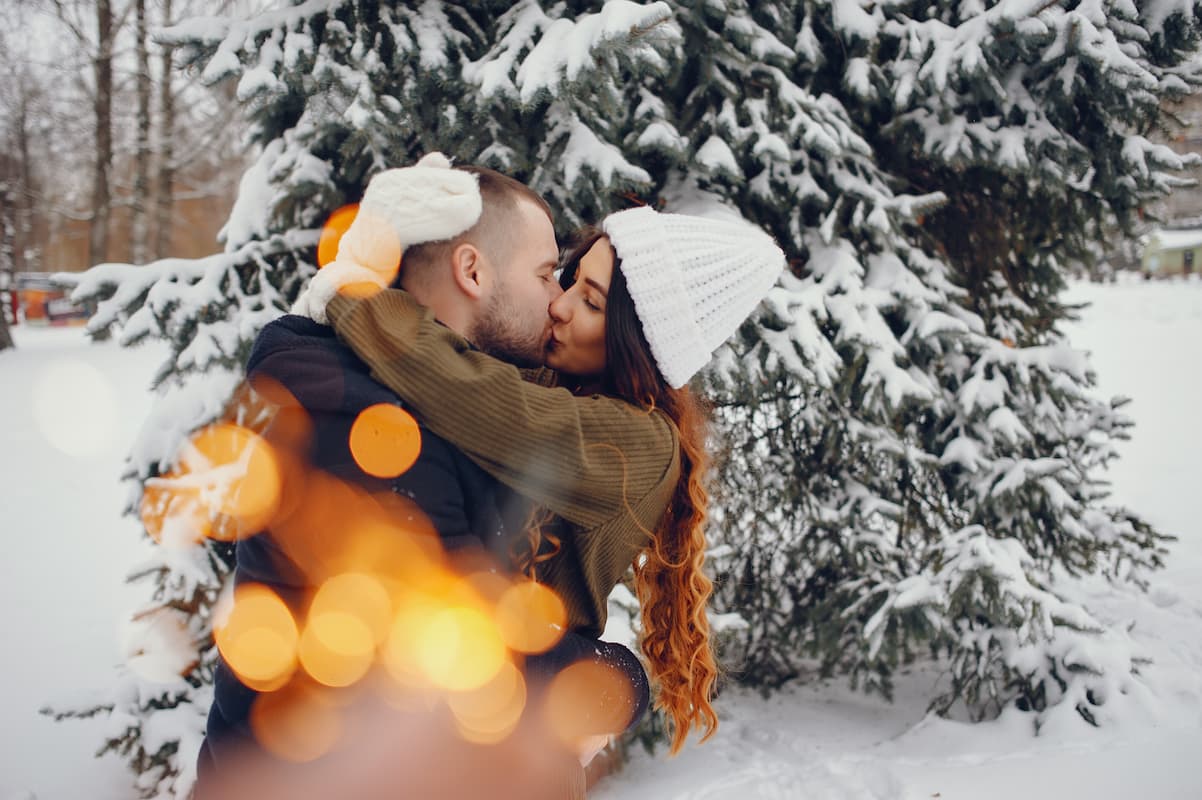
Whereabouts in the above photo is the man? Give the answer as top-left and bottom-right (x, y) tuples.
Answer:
(195, 156), (645, 796)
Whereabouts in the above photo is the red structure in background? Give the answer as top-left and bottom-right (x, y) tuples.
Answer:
(11, 273), (93, 326)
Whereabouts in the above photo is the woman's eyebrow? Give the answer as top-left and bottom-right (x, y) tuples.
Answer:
(584, 277), (609, 297)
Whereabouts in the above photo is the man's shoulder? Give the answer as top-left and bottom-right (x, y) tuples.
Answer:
(247, 314), (396, 413)
(249, 314), (345, 372)
(244, 317), (505, 485)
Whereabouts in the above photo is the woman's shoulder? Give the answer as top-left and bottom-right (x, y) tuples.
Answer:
(586, 392), (679, 442)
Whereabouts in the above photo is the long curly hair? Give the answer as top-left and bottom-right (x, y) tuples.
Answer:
(555, 226), (720, 754)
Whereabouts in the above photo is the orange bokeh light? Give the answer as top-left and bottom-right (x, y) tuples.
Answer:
(245, 374), (314, 454)
(298, 611), (376, 688)
(310, 572), (394, 645)
(140, 423), (283, 544)
(417, 605), (508, 692)
(317, 204), (359, 268)
(494, 580), (567, 655)
(194, 423), (282, 539)
(139, 481), (210, 544)
(317, 205), (402, 287)
(383, 581), (478, 689)
(348, 403), (422, 479)
(264, 474), (445, 589)
(214, 583), (299, 693)
(446, 660), (527, 744)
(249, 679), (343, 763)
(297, 572), (392, 688)
(384, 599), (441, 688)
(541, 660), (635, 746)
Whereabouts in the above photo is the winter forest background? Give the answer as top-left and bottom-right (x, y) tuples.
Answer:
(3, 1), (1202, 798)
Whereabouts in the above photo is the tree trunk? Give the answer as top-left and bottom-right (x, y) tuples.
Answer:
(131, 0), (151, 264)
(7, 76), (36, 274)
(0, 173), (15, 352)
(0, 299), (13, 351)
(154, 0), (175, 260)
(89, 0), (114, 267)
(15, 93), (35, 272)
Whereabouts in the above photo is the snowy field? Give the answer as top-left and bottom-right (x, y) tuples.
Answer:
(1, 274), (1201, 799)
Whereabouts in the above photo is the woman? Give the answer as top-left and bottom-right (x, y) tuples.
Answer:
(314, 200), (785, 756)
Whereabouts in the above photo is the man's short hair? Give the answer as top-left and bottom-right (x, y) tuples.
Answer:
(395, 165), (553, 291)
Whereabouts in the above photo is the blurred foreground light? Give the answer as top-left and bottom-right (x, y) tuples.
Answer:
(541, 660), (634, 746)
(299, 611), (375, 688)
(31, 358), (117, 458)
(494, 581), (566, 654)
(140, 423), (283, 544)
(349, 403), (422, 478)
(139, 481), (210, 545)
(417, 605), (508, 692)
(316, 204), (359, 268)
(190, 423), (283, 540)
(250, 679), (343, 763)
(384, 597), (443, 688)
(318, 205), (402, 287)
(311, 572), (393, 645)
(215, 583), (299, 692)
(334, 515), (442, 587)
(298, 573), (391, 688)
(446, 660), (527, 744)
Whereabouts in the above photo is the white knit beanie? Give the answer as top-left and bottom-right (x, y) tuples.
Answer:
(601, 206), (785, 389)
(292, 152), (483, 323)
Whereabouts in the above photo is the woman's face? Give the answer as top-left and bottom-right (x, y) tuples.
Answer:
(544, 237), (613, 378)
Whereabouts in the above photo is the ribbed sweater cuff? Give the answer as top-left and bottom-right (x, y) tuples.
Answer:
(558, 761), (588, 800)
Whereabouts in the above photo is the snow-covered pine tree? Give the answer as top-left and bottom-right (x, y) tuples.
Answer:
(53, 2), (681, 796)
(683, 0), (1196, 731)
(55, 0), (1202, 793)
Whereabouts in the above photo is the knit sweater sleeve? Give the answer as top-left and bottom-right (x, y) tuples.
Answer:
(326, 290), (678, 530)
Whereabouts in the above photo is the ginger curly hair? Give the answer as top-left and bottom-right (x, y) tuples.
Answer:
(524, 227), (721, 753)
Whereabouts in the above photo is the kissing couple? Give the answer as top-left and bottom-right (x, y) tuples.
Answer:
(196, 153), (784, 799)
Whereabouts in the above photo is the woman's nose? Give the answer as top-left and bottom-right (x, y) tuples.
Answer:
(549, 292), (570, 323)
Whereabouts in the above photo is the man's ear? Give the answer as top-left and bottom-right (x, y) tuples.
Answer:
(449, 242), (486, 300)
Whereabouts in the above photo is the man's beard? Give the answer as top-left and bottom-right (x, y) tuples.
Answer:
(470, 284), (547, 368)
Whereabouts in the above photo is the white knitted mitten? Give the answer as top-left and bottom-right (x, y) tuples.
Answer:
(291, 151), (483, 324)
(291, 260), (384, 324)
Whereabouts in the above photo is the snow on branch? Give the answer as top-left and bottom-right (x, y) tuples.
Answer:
(559, 115), (652, 190)
(471, 0), (679, 107)
(158, 0), (342, 62)
(58, 228), (317, 385)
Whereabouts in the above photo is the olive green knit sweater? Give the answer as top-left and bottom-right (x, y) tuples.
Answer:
(326, 289), (680, 638)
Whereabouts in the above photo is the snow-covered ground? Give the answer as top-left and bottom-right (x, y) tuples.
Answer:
(2, 274), (1201, 799)
(0, 326), (164, 800)
(599, 274), (1202, 800)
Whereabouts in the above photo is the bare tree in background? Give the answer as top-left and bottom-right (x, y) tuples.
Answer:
(1, 0), (251, 272)
(0, 158), (17, 351)
(48, 0), (126, 266)
(0, 61), (41, 276)
(131, 0), (151, 263)
(89, 0), (115, 266)
(154, 0), (175, 260)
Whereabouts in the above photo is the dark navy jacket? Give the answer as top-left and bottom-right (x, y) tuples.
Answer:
(196, 316), (533, 785)
(195, 316), (648, 792)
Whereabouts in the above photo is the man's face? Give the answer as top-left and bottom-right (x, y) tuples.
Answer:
(470, 198), (562, 368)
